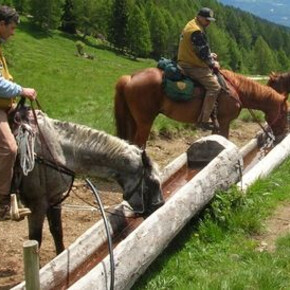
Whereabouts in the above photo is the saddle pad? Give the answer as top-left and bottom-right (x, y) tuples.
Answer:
(163, 78), (196, 102)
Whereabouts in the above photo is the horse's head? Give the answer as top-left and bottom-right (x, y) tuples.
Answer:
(267, 72), (289, 96)
(119, 150), (164, 216)
(266, 94), (289, 143)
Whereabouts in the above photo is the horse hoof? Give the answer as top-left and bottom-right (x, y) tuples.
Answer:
(196, 122), (215, 131)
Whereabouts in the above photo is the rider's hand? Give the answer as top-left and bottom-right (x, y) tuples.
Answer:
(213, 61), (220, 70)
(211, 53), (218, 60)
(20, 88), (37, 101)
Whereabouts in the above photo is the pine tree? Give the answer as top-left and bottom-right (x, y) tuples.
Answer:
(108, 0), (130, 51)
(162, 9), (179, 58)
(276, 49), (290, 71)
(13, 0), (30, 14)
(148, 7), (168, 59)
(253, 36), (277, 74)
(30, 0), (65, 30)
(61, 0), (76, 34)
(228, 38), (242, 72)
(127, 5), (152, 58)
(207, 25), (230, 68)
(71, 0), (99, 39)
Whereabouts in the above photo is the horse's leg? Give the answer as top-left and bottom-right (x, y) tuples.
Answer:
(217, 119), (231, 138)
(27, 207), (46, 249)
(134, 120), (154, 148)
(47, 205), (65, 254)
(126, 116), (137, 144)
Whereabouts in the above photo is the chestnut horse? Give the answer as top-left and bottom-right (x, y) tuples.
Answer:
(114, 68), (288, 148)
(268, 71), (290, 97)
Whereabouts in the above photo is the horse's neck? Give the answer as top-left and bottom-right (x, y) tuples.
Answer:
(50, 119), (142, 178)
(232, 77), (279, 114)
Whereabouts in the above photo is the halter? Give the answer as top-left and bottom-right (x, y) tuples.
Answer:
(123, 167), (147, 215)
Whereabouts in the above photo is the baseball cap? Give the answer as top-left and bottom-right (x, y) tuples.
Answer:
(197, 7), (216, 21)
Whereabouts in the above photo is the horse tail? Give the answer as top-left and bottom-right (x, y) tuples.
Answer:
(114, 75), (135, 141)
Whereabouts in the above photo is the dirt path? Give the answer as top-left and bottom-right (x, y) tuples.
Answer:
(1, 122), (289, 289)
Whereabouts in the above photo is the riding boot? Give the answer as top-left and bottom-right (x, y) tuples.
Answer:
(197, 94), (218, 130)
(0, 195), (11, 220)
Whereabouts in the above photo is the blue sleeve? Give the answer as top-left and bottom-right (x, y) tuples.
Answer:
(0, 77), (22, 98)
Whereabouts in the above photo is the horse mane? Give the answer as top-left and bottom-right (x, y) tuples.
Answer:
(49, 118), (142, 164)
(221, 69), (285, 104)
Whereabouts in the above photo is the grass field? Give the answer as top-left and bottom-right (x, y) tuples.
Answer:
(135, 158), (290, 289)
(6, 18), (158, 134)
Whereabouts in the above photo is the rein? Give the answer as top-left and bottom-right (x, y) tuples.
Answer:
(35, 156), (75, 206)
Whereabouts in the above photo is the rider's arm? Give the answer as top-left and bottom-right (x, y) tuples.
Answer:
(191, 31), (215, 68)
(0, 76), (22, 97)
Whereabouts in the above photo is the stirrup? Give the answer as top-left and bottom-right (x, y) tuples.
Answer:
(10, 194), (31, 221)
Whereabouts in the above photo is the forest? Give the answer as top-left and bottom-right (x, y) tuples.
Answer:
(2, 0), (290, 74)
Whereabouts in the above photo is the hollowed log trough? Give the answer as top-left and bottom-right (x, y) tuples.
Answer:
(12, 133), (290, 290)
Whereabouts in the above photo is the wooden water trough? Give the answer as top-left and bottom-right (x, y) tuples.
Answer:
(12, 132), (290, 290)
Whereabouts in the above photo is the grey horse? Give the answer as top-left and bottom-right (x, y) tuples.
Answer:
(14, 110), (164, 255)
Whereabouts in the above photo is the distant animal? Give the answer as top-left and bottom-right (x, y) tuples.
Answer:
(114, 68), (288, 148)
(267, 71), (290, 97)
(11, 110), (164, 254)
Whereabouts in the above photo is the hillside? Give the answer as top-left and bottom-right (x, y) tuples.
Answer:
(6, 19), (156, 134)
(218, 0), (290, 28)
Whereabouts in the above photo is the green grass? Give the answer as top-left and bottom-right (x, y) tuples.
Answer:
(6, 18), (158, 133)
(134, 158), (290, 289)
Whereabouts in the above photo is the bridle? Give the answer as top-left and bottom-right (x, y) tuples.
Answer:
(122, 167), (147, 215)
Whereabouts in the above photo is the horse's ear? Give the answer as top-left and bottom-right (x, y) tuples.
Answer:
(141, 150), (152, 169)
(269, 71), (276, 79)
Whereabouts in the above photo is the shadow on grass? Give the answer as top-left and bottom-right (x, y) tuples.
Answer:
(18, 19), (53, 39)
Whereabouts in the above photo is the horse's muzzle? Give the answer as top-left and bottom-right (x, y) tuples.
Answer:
(144, 199), (165, 216)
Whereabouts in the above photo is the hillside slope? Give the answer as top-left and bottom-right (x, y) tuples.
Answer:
(7, 19), (156, 134)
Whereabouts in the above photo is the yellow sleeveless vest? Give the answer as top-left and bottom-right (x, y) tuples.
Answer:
(177, 18), (207, 68)
(0, 47), (16, 109)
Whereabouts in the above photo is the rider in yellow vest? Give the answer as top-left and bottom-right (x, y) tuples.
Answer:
(178, 7), (221, 130)
(0, 6), (37, 221)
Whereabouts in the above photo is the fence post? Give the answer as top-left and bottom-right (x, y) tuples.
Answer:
(23, 240), (40, 290)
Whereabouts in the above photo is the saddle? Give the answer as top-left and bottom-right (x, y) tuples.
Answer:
(157, 58), (239, 104)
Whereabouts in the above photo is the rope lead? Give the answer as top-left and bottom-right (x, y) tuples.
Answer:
(16, 123), (36, 176)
